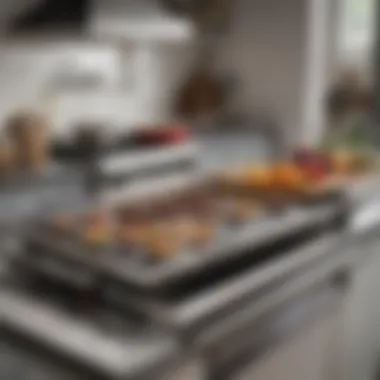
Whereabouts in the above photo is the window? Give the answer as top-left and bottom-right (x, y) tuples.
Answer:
(339, 0), (375, 55)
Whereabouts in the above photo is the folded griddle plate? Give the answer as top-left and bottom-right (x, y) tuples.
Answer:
(0, 289), (180, 380)
(21, 197), (346, 294)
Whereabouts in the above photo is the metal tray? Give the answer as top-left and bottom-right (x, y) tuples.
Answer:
(21, 200), (346, 293)
(101, 203), (345, 291)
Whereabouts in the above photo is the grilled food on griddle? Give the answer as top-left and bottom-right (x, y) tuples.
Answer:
(118, 223), (150, 246)
(145, 224), (179, 259)
(83, 211), (113, 246)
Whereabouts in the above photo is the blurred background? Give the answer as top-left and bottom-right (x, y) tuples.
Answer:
(0, 0), (379, 380)
(0, 0), (372, 141)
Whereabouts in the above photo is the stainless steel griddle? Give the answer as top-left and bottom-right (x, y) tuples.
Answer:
(19, 199), (346, 294)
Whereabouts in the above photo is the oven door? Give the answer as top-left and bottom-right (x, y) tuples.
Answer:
(199, 264), (349, 380)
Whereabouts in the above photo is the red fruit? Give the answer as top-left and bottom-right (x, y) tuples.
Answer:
(299, 161), (328, 181)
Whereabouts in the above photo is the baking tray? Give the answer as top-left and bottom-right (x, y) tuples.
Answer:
(20, 195), (346, 294)
(101, 202), (346, 292)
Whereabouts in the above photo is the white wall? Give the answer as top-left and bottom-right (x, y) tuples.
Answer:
(214, 0), (343, 147)
(0, 41), (123, 136)
(0, 39), (194, 138)
(213, 0), (308, 146)
(336, 0), (375, 76)
(0, 0), (340, 145)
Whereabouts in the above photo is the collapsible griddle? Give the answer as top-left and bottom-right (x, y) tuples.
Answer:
(17, 124), (349, 294)
(19, 184), (348, 297)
